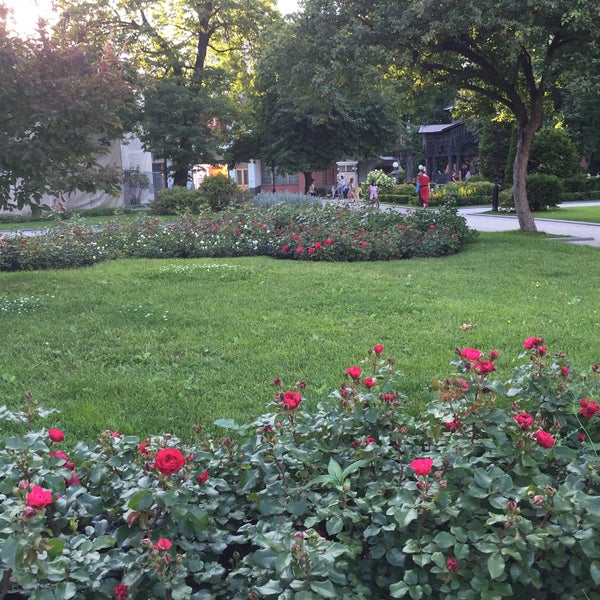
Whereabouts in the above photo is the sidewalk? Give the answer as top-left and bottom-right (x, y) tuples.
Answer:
(457, 201), (600, 247)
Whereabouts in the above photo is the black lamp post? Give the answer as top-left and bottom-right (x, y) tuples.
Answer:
(492, 170), (500, 211)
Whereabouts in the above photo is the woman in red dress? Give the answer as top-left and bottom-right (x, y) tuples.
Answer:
(417, 166), (430, 207)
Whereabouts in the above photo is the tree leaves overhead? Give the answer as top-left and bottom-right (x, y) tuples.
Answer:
(0, 12), (137, 210)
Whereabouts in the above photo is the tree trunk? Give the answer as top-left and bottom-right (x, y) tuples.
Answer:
(173, 167), (189, 187)
(303, 171), (312, 194)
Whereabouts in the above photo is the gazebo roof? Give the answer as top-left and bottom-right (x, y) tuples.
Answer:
(418, 123), (462, 135)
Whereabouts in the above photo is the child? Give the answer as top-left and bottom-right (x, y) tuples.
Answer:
(369, 181), (379, 209)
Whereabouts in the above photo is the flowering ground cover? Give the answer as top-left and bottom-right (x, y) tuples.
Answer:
(0, 202), (475, 271)
(1, 340), (598, 599)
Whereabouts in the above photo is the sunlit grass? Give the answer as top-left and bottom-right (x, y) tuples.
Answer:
(1, 231), (599, 443)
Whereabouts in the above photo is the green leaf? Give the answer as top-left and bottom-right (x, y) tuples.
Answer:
(432, 531), (455, 549)
(254, 580), (282, 596)
(127, 489), (154, 511)
(310, 579), (337, 598)
(0, 536), (22, 568)
(488, 552), (505, 579)
(591, 561), (600, 585)
(327, 458), (343, 482)
(394, 507), (419, 528)
(389, 581), (409, 598)
(46, 537), (65, 559)
(326, 515), (343, 536)
(91, 535), (115, 551)
(214, 418), (239, 431)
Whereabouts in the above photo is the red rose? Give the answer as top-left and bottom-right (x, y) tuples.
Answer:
(560, 366), (569, 376)
(535, 430), (555, 449)
(197, 470), (209, 484)
(444, 419), (461, 432)
(282, 245), (289, 252)
(346, 366), (362, 380)
(113, 583), (128, 600)
(373, 344), (384, 356)
(579, 398), (600, 418)
(154, 448), (186, 476)
(409, 458), (434, 476)
(365, 437), (376, 445)
(324, 238), (334, 245)
(363, 377), (376, 388)
(489, 349), (499, 360)
(459, 347), (482, 362)
(154, 538), (173, 551)
(26, 485), (53, 509)
(283, 391), (302, 410)
(513, 413), (534, 430)
(446, 557), (459, 572)
(524, 336), (544, 349)
(139, 440), (151, 455)
(473, 360), (495, 375)
(48, 428), (65, 442)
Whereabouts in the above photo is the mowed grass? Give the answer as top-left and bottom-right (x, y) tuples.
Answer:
(534, 205), (600, 223)
(1, 231), (600, 443)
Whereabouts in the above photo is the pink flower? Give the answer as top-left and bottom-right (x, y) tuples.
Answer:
(66, 471), (81, 487)
(113, 583), (128, 600)
(26, 486), (53, 509)
(363, 377), (376, 388)
(535, 430), (555, 449)
(308, 247), (315, 255)
(459, 347), (482, 362)
(513, 412), (534, 430)
(489, 349), (499, 360)
(48, 428), (65, 442)
(578, 398), (600, 418)
(446, 557), (459, 572)
(197, 470), (209, 484)
(282, 245), (289, 252)
(560, 366), (569, 377)
(373, 344), (384, 356)
(283, 391), (302, 410)
(50, 450), (74, 469)
(314, 241), (321, 249)
(324, 238), (334, 245)
(409, 458), (434, 476)
(346, 366), (362, 380)
(154, 538), (172, 551)
(155, 448), (186, 476)
(365, 437), (377, 445)
(524, 336), (544, 349)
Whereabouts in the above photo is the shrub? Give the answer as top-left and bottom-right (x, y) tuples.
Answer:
(526, 173), (564, 210)
(561, 175), (600, 202)
(529, 126), (579, 177)
(149, 188), (204, 215)
(197, 175), (244, 211)
(1, 339), (598, 598)
(0, 203), (477, 271)
(428, 181), (495, 208)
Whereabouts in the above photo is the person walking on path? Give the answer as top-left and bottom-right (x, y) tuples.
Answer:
(369, 181), (379, 209)
(417, 165), (430, 207)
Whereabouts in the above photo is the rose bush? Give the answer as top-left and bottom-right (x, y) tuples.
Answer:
(0, 202), (476, 272)
(0, 339), (599, 599)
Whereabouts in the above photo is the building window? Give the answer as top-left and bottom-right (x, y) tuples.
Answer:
(235, 167), (249, 187)
(261, 164), (298, 185)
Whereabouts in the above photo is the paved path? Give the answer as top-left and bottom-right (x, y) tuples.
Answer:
(456, 202), (600, 247)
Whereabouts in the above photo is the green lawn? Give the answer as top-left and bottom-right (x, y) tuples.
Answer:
(1, 231), (599, 443)
(534, 205), (600, 223)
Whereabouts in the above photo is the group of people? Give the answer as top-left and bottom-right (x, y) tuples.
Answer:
(331, 176), (381, 209)
(321, 167), (430, 210)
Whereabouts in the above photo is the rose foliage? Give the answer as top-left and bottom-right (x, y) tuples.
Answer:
(0, 202), (475, 272)
(0, 340), (599, 599)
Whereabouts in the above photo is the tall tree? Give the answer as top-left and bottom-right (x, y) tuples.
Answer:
(0, 8), (136, 211)
(57, 0), (278, 186)
(320, 0), (600, 231)
(232, 11), (403, 191)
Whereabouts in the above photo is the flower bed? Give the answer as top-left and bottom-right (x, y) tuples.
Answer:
(0, 202), (476, 271)
(1, 339), (599, 598)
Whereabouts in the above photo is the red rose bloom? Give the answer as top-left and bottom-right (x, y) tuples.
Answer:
(524, 336), (544, 349)
(535, 430), (555, 449)
(197, 470), (209, 484)
(473, 360), (495, 375)
(139, 440), (151, 455)
(363, 377), (376, 388)
(446, 557), (459, 572)
(346, 366), (362, 380)
(283, 391), (302, 410)
(409, 458), (434, 476)
(48, 428), (65, 442)
(373, 344), (384, 355)
(489, 349), (499, 360)
(513, 413), (534, 430)
(26, 485), (53, 509)
(113, 583), (128, 600)
(154, 538), (173, 551)
(154, 448), (186, 476)
(579, 398), (600, 418)
(444, 419), (461, 432)
(365, 437), (376, 445)
(459, 347), (482, 362)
